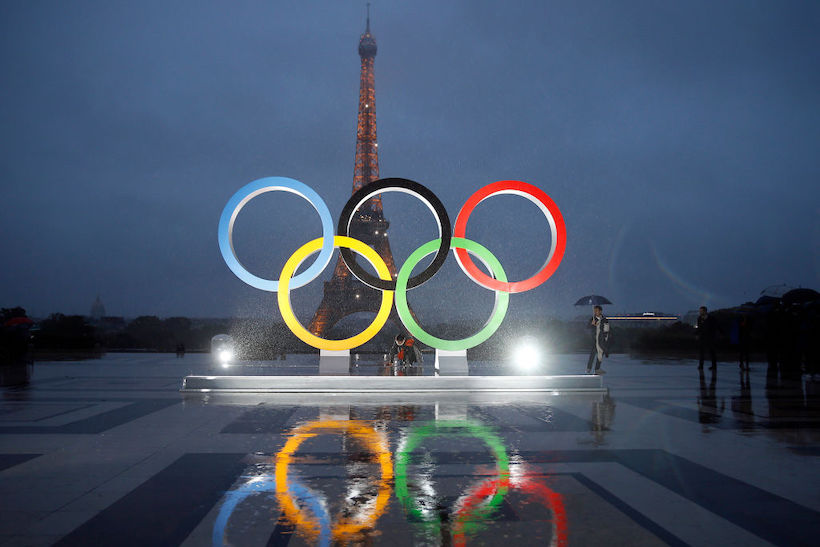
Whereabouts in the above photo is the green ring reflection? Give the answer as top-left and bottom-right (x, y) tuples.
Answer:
(394, 420), (510, 527)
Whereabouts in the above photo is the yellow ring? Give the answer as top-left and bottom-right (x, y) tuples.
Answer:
(274, 420), (393, 541)
(277, 236), (394, 350)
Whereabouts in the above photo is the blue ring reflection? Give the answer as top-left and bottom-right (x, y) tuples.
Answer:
(212, 474), (331, 547)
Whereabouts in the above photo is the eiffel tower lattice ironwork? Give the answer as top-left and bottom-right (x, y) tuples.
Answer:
(307, 10), (407, 338)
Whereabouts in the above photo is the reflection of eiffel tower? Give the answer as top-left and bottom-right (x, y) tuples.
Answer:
(308, 10), (405, 338)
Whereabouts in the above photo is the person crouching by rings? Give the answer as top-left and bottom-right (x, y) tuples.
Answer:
(586, 306), (610, 374)
(388, 334), (420, 367)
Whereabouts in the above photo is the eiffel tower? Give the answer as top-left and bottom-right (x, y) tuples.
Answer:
(307, 9), (406, 339)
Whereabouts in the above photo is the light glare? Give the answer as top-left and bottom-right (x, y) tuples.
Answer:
(513, 342), (540, 368)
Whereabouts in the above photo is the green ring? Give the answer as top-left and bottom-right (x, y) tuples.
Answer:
(395, 237), (509, 350)
(394, 420), (510, 527)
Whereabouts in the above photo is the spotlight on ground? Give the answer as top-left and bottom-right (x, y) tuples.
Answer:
(211, 334), (235, 368)
(513, 340), (541, 369)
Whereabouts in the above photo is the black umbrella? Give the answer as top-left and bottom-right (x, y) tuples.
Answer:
(755, 295), (780, 307)
(781, 288), (820, 305)
(759, 284), (793, 298)
(574, 295), (613, 306)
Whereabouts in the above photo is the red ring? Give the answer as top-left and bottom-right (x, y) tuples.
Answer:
(453, 180), (566, 293)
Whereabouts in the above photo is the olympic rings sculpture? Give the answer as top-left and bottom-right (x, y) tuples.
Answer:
(218, 176), (566, 351)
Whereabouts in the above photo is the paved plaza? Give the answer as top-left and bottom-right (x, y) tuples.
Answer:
(0, 353), (818, 546)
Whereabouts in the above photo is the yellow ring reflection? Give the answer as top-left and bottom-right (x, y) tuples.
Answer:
(274, 420), (393, 540)
(277, 236), (394, 350)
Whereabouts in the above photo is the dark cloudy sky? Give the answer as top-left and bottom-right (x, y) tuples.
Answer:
(1, 0), (818, 323)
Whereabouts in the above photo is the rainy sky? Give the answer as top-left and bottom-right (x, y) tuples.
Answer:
(1, 0), (818, 323)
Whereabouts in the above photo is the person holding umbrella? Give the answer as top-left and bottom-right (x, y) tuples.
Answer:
(1, 307), (34, 368)
(586, 305), (610, 374)
(575, 296), (613, 375)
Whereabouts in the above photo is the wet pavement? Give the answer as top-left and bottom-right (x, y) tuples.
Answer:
(0, 353), (818, 545)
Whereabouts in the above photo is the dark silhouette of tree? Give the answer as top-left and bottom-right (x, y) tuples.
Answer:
(36, 314), (97, 350)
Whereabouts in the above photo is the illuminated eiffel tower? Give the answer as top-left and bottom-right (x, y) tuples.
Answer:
(307, 9), (405, 338)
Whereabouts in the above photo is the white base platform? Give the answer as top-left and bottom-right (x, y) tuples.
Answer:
(180, 374), (604, 393)
(435, 349), (468, 375)
(319, 349), (350, 375)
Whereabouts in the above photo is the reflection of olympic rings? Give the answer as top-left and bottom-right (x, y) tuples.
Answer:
(212, 475), (331, 547)
(219, 176), (566, 350)
(452, 475), (568, 547)
(221, 419), (569, 546)
(275, 420), (393, 541)
(394, 421), (510, 526)
(338, 178), (451, 291)
(277, 236), (393, 351)
(454, 180), (566, 293)
(218, 176), (335, 291)
(395, 238), (508, 351)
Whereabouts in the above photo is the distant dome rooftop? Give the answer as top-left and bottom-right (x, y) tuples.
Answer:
(90, 296), (106, 319)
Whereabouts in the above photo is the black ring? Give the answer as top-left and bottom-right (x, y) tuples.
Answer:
(337, 177), (451, 291)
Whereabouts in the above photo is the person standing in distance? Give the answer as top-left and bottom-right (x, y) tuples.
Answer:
(586, 305), (610, 374)
(697, 306), (718, 370)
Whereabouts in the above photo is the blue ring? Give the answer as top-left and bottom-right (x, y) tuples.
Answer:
(218, 177), (335, 291)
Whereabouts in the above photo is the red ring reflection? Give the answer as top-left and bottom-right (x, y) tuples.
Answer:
(452, 475), (567, 547)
